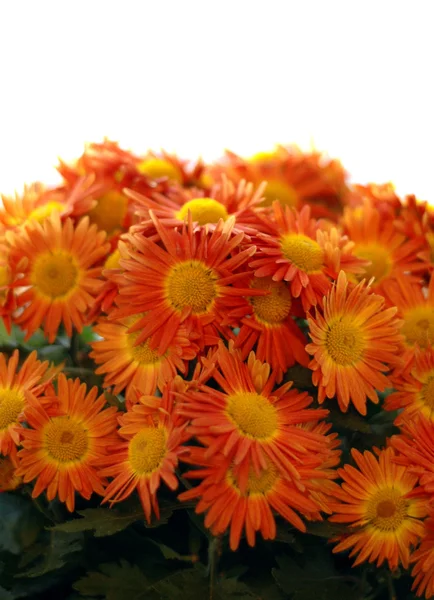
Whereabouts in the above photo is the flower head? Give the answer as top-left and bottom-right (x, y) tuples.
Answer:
(330, 448), (428, 570)
(411, 518), (434, 599)
(306, 271), (403, 415)
(7, 213), (110, 341)
(16, 374), (119, 511)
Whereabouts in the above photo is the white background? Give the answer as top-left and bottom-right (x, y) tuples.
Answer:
(0, 1), (433, 199)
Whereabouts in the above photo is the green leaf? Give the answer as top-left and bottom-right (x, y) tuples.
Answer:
(272, 554), (360, 600)
(328, 409), (372, 433)
(18, 531), (83, 578)
(147, 540), (197, 563)
(73, 559), (150, 600)
(305, 521), (348, 539)
(0, 587), (15, 600)
(0, 494), (43, 555)
(49, 507), (144, 537)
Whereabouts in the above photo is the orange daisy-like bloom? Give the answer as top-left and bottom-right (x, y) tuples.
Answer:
(391, 417), (434, 495)
(58, 140), (169, 239)
(127, 176), (267, 233)
(341, 199), (426, 294)
(0, 238), (26, 333)
(16, 374), (119, 512)
(385, 348), (434, 425)
(112, 213), (261, 354)
(0, 350), (55, 458)
(6, 213), (110, 342)
(411, 518), (434, 599)
(249, 203), (362, 311)
(329, 448), (428, 570)
(229, 275), (309, 379)
(178, 343), (330, 484)
(137, 149), (207, 188)
(90, 311), (198, 406)
(384, 275), (434, 368)
(99, 386), (189, 523)
(211, 146), (348, 218)
(179, 447), (333, 550)
(0, 453), (22, 492)
(306, 271), (403, 415)
(0, 179), (99, 233)
(347, 182), (401, 217)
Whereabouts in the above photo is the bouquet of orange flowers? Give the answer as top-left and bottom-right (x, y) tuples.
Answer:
(1, 140), (434, 599)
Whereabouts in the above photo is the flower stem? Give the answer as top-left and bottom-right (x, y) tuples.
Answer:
(208, 535), (221, 600)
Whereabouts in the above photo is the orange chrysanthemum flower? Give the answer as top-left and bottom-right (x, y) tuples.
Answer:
(0, 350), (55, 458)
(6, 213), (110, 342)
(411, 518), (434, 599)
(229, 275), (309, 378)
(112, 214), (260, 354)
(128, 176), (267, 233)
(391, 417), (434, 495)
(385, 348), (434, 425)
(249, 203), (362, 310)
(90, 312), (198, 406)
(0, 238), (25, 333)
(212, 146), (348, 218)
(329, 448), (428, 570)
(179, 447), (332, 550)
(306, 271), (403, 415)
(384, 275), (434, 368)
(0, 453), (22, 492)
(137, 150), (207, 188)
(58, 140), (169, 239)
(16, 374), (119, 512)
(178, 343), (330, 483)
(341, 200), (426, 294)
(99, 388), (189, 523)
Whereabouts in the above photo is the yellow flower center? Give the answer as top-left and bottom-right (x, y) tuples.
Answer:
(229, 461), (279, 496)
(226, 392), (278, 440)
(44, 417), (89, 463)
(27, 201), (64, 223)
(420, 375), (434, 410)
(137, 158), (183, 183)
(165, 260), (217, 314)
(366, 488), (408, 532)
(0, 456), (21, 491)
(176, 198), (229, 225)
(280, 233), (324, 273)
(31, 251), (79, 299)
(0, 388), (25, 431)
(249, 150), (276, 163)
(127, 330), (161, 365)
(88, 190), (128, 235)
(325, 318), (365, 365)
(261, 180), (299, 208)
(354, 243), (393, 284)
(104, 248), (121, 270)
(250, 277), (292, 325)
(401, 307), (434, 349)
(128, 427), (167, 475)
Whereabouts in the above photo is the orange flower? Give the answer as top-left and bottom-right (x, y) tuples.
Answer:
(230, 275), (309, 379)
(0, 350), (55, 458)
(211, 145), (348, 218)
(99, 385), (189, 523)
(391, 417), (434, 495)
(330, 448), (428, 570)
(411, 518), (434, 599)
(306, 271), (403, 415)
(137, 150), (207, 188)
(249, 203), (358, 310)
(178, 343), (330, 483)
(0, 453), (22, 492)
(384, 275), (434, 368)
(341, 199), (426, 294)
(128, 176), (267, 232)
(385, 348), (434, 425)
(111, 213), (260, 354)
(58, 140), (169, 238)
(179, 447), (332, 550)
(6, 213), (110, 342)
(90, 312), (198, 406)
(16, 374), (119, 512)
